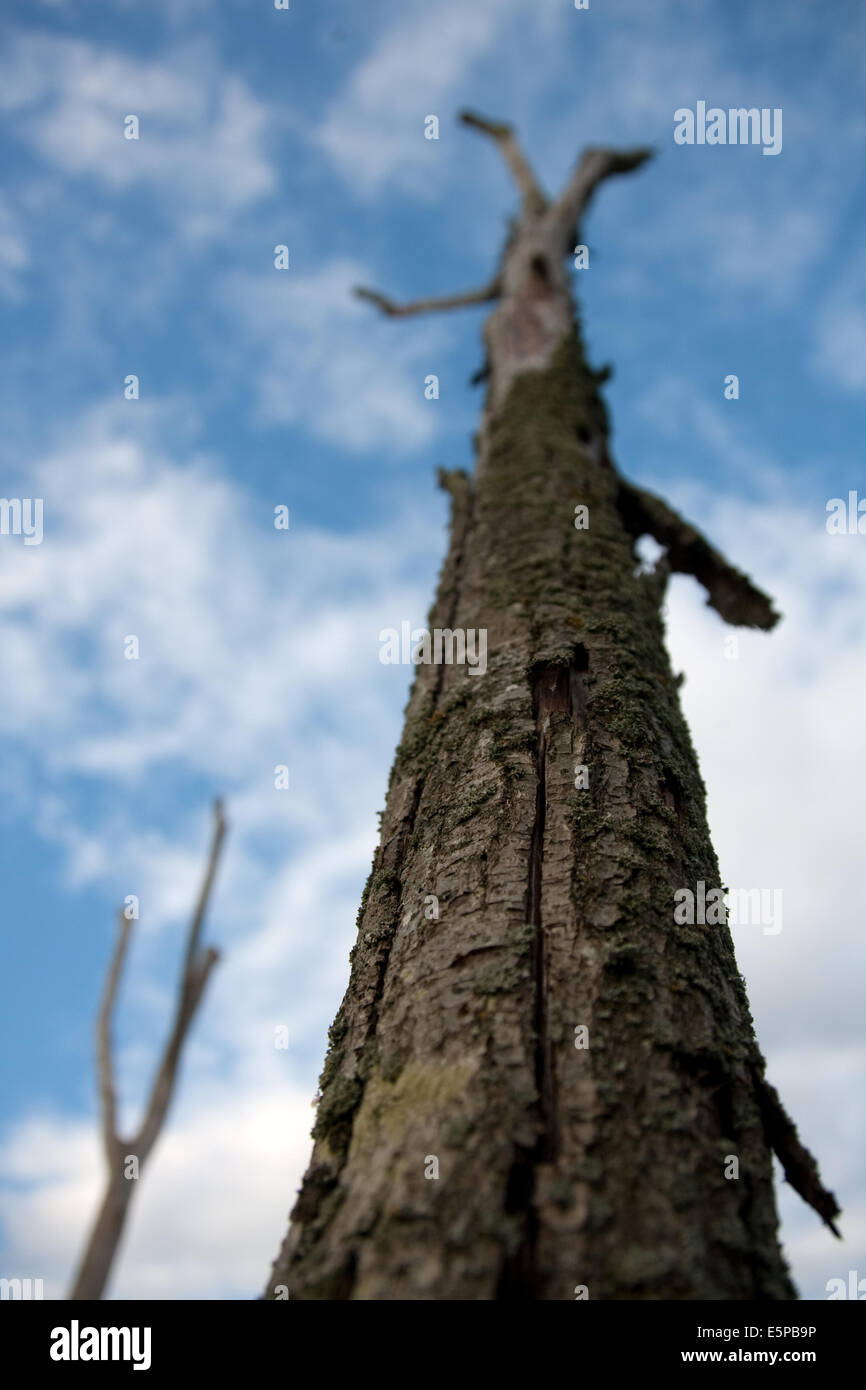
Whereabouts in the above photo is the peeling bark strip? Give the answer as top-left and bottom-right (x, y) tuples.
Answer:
(267, 114), (838, 1300)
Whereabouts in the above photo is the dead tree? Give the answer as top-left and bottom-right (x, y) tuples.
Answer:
(268, 113), (838, 1299)
(68, 800), (226, 1300)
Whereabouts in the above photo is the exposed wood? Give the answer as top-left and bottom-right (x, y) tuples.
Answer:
(550, 146), (654, 249)
(96, 910), (132, 1169)
(354, 280), (501, 318)
(458, 109), (549, 216)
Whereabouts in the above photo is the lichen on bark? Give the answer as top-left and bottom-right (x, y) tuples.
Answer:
(265, 116), (837, 1301)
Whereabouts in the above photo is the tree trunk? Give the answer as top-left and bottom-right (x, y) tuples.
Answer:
(69, 1171), (133, 1301)
(267, 117), (836, 1300)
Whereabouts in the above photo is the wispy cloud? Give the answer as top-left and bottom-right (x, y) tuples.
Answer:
(0, 195), (29, 299)
(0, 1086), (314, 1299)
(814, 303), (866, 391)
(1, 0), (863, 1303)
(0, 34), (276, 237)
(314, 0), (528, 196)
(0, 394), (442, 1294)
(220, 259), (450, 450)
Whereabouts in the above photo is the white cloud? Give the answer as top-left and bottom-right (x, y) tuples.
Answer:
(0, 398), (438, 773)
(814, 303), (866, 391)
(782, 1187), (866, 1300)
(3, 410), (862, 1296)
(220, 259), (450, 450)
(0, 1086), (313, 1299)
(598, 373), (865, 1288)
(0, 34), (275, 237)
(659, 491), (866, 1291)
(636, 374), (784, 487)
(768, 1042), (866, 1298)
(314, 0), (528, 196)
(699, 206), (823, 297)
(0, 0), (862, 1301)
(0, 196), (28, 298)
(0, 395), (445, 1296)
(0, 392), (441, 1019)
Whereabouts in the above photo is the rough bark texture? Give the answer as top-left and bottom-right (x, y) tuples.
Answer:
(267, 120), (836, 1300)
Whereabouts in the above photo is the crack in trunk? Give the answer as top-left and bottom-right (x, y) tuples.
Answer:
(497, 653), (588, 1299)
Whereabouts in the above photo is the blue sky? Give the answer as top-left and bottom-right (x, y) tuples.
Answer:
(0, 0), (864, 1299)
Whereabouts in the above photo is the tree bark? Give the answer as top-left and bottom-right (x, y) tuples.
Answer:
(267, 117), (837, 1300)
(69, 1169), (133, 1303)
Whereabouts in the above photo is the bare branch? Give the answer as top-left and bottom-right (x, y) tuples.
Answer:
(96, 909), (134, 1163)
(753, 1069), (842, 1238)
(552, 145), (654, 244)
(458, 109), (548, 216)
(617, 476), (780, 630)
(354, 279), (501, 318)
(134, 800), (226, 1165)
(182, 797), (226, 983)
(69, 800), (226, 1299)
